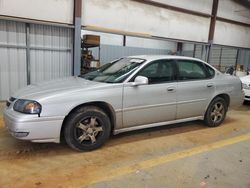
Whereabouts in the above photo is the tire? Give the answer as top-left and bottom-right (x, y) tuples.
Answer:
(64, 106), (111, 151)
(204, 97), (228, 127)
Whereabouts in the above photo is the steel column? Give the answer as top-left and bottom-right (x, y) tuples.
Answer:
(218, 47), (223, 71)
(234, 49), (240, 75)
(207, 0), (219, 63)
(73, 0), (82, 76)
(123, 35), (126, 46)
(193, 44), (196, 57)
(201, 45), (209, 61)
(177, 42), (183, 55)
(25, 23), (31, 85)
(208, 0), (219, 43)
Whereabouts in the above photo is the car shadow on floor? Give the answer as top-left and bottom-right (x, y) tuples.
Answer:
(234, 101), (250, 112)
(243, 100), (250, 106)
(0, 116), (238, 157)
(0, 120), (205, 156)
(107, 116), (238, 147)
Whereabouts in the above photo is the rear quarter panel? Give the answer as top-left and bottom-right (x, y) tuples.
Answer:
(213, 73), (244, 108)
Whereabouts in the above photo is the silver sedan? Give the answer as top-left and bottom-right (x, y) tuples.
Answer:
(4, 55), (244, 151)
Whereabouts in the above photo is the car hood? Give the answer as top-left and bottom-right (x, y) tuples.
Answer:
(12, 77), (104, 100)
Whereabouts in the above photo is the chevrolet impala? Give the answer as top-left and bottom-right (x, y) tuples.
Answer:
(4, 55), (244, 151)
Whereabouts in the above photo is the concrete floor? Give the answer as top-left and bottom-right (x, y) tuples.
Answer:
(0, 102), (249, 188)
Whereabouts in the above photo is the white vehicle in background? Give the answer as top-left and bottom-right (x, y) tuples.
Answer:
(225, 66), (248, 77)
(240, 75), (250, 101)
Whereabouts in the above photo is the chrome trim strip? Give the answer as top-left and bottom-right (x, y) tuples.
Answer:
(22, 116), (65, 123)
(115, 109), (122, 113)
(113, 116), (204, 135)
(177, 98), (206, 105)
(122, 98), (206, 112)
(31, 138), (60, 143)
(123, 102), (176, 112)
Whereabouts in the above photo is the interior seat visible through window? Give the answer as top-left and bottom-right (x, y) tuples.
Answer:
(133, 59), (175, 84)
(177, 60), (207, 81)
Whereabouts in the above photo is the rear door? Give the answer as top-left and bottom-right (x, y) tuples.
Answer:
(176, 59), (215, 119)
(122, 59), (177, 128)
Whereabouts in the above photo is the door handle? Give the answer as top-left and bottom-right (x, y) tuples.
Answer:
(167, 87), (176, 92)
(207, 83), (214, 88)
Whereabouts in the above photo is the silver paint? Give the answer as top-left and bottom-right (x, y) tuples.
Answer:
(4, 55), (244, 143)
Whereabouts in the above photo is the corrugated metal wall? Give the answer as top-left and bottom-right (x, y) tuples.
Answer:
(184, 44), (238, 72)
(182, 51), (193, 57)
(95, 43), (245, 73)
(30, 24), (73, 83)
(182, 43), (208, 61)
(0, 20), (27, 100)
(182, 43), (242, 72)
(209, 46), (221, 68)
(238, 49), (250, 71)
(0, 20), (73, 100)
(220, 47), (237, 72)
(194, 45), (204, 60)
(209, 46), (238, 72)
(182, 43), (194, 57)
(91, 44), (171, 64)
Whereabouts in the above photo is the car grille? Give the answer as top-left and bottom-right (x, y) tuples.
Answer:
(6, 97), (16, 107)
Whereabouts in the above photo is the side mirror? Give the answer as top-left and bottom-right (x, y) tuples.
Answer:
(132, 76), (149, 86)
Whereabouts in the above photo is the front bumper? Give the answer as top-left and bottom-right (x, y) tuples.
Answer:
(243, 89), (250, 101)
(3, 107), (64, 143)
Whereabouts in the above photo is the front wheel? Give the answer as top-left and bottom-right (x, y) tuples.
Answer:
(204, 97), (228, 127)
(64, 106), (111, 151)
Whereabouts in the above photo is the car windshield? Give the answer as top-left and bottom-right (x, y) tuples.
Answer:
(81, 58), (145, 83)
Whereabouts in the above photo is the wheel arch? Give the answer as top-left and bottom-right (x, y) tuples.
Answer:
(60, 101), (116, 142)
(205, 93), (230, 116)
(203, 93), (230, 127)
(214, 93), (230, 108)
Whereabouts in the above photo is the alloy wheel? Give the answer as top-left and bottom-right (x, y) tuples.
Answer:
(75, 117), (103, 144)
(210, 102), (225, 124)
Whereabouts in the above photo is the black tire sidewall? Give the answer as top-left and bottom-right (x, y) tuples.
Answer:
(64, 108), (111, 151)
(205, 97), (227, 127)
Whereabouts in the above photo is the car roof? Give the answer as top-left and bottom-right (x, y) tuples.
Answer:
(127, 55), (205, 62)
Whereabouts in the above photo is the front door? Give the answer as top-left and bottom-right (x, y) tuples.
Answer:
(122, 59), (177, 128)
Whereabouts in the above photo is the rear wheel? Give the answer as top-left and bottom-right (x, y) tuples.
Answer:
(64, 106), (111, 151)
(204, 97), (228, 127)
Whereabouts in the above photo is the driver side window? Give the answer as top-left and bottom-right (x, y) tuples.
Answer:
(134, 60), (175, 84)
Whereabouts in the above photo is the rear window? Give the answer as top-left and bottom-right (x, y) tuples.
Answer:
(177, 60), (207, 80)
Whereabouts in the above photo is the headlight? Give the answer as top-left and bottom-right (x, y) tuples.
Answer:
(13, 99), (42, 115)
(242, 83), (248, 89)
